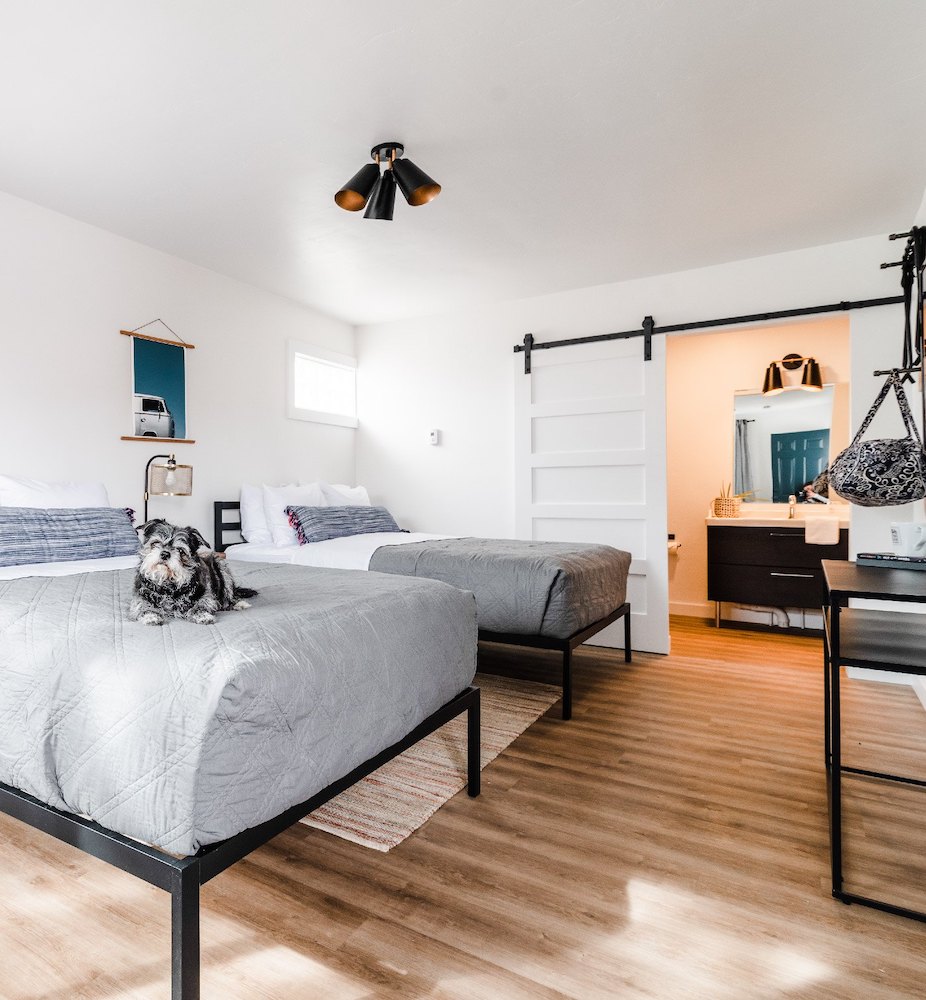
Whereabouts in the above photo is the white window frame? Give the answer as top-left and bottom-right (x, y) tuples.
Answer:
(287, 340), (358, 429)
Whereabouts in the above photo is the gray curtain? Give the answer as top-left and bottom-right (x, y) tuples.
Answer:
(734, 419), (754, 497)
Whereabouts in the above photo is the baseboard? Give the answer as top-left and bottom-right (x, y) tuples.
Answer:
(670, 600), (713, 618)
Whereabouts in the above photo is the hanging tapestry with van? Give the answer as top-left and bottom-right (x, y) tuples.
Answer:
(119, 320), (196, 444)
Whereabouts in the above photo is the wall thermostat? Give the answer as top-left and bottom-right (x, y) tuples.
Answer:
(429, 429), (441, 446)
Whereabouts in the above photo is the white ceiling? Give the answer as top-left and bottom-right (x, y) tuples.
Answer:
(1, 1), (925, 325)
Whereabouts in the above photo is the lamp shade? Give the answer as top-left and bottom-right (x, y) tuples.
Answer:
(363, 170), (397, 220)
(762, 362), (784, 395)
(392, 157), (442, 206)
(334, 163), (381, 211)
(801, 357), (823, 391)
(148, 459), (192, 497)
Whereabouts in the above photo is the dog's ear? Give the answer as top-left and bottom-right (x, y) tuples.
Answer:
(187, 527), (212, 556)
(139, 518), (170, 543)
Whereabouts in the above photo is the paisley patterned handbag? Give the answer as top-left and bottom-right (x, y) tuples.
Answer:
(829, 372), (926, 507)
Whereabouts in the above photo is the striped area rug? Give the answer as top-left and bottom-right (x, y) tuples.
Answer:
(301, 672), (560, 851)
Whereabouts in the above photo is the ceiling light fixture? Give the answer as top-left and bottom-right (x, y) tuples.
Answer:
(335, 142), (441, 220)
(761, 353), (824, 395)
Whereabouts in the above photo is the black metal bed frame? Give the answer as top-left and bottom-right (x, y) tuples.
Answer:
(479, 603), (631, 721)
(0, 685), (481, 1000)
(213, 501), (632, 721)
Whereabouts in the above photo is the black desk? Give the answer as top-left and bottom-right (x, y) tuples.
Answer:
(823, 559), (926, 922)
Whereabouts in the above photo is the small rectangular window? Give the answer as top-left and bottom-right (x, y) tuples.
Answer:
(287, 341), (358, 428)
(142, 398), (160, 412)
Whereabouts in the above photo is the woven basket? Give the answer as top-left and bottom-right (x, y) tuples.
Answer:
(712, 496), (742, 518)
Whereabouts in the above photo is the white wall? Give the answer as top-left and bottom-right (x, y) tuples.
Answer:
(0, 191), (356, 539)
(356, 233), (902, 542)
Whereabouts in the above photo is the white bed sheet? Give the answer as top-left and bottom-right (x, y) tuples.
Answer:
(0, 555), (138, 581)
(225, 532), (457, 571)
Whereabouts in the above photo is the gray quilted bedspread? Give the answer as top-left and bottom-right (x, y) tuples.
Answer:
(0, 563), (476, 856)
(369, 538), (631, 639)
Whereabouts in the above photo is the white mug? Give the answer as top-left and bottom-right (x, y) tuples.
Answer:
(890, 522), (926, 556)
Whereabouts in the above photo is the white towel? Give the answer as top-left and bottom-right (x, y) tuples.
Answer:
(804, 517), (840, 545)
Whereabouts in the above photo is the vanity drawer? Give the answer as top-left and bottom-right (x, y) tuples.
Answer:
(707, 526), (848, 568)
(708, 563), (826, 609)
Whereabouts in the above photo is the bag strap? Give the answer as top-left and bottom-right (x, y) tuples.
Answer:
(848, 374), (896, 447)
(901, 247), (914, 373)
(891, 373), (924, 448)
(914, 230), (926, 369)
(850, 372), (924, 449)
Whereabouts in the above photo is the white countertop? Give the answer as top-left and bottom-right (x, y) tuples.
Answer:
(706, 512), (850, 529)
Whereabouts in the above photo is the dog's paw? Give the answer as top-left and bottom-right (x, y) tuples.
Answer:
(188, 610), (216, 625)
(139, 611), (165, 626)
(232, 599), (251, 610)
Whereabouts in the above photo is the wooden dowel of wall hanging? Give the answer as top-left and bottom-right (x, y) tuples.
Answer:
(120, 436), (196, 444)
(119, 330), (196, 349)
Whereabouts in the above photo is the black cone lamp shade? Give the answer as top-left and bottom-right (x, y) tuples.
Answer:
(363, 169), (396, 220)
(334, 163), (381, 211)
(801, 357), (823, 391)
(335, 142), (440, 219)
(762, 362), (784, 395)
(392, 157), (442, 206)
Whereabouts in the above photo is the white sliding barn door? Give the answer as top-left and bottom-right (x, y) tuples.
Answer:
(514, 335), (669, 654)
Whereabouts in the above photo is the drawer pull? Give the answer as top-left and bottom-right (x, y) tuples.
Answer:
(770, 572), (815, 579)
(768, 532), (800, 537)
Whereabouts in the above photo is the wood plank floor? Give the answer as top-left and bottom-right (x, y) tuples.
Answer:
(3, 617), (926, 998)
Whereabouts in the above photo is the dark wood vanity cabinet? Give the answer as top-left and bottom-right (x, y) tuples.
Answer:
(707, 524), (849, 610)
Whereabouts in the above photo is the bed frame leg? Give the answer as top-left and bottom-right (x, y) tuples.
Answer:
(562, 646), (573, 721)
(624, 605), (632, 663)
(171, 864), (200, 1000)
(467, 688), (481, 797)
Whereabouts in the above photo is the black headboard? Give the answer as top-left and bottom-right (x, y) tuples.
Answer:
(213, 501), (242, 553)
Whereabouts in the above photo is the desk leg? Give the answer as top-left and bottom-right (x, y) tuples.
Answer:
(829, 599), (844, 899)
(823, 609), (831, 771)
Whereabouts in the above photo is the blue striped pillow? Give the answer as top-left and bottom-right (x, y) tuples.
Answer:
(0, 507), (139, 567)
(286, 505), (401, 544)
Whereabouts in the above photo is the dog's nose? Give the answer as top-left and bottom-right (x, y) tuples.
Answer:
(160, 550), (171, 561)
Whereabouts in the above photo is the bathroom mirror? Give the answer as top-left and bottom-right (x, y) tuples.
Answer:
(733, 384), (847, 503)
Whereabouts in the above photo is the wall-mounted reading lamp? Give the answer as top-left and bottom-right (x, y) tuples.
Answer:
(762, 353), (823, 396)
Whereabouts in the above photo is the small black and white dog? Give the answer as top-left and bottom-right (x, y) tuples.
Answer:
(128, 519), (258, 626)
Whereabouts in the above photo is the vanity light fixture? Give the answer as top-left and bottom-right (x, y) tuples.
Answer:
(761, 353), (823, 395)
(762, 362), (784, 396)
(335, 142), (441, 220)
(801, 357), (823, 391)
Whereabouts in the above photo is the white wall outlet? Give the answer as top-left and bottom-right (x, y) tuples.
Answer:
(429, 429), (441, 446)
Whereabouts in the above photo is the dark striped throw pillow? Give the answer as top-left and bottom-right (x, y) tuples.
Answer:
(0, 507), (139, 567)
(286, 505), (401, 544)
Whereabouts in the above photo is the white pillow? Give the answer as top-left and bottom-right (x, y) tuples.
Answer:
(262, 483), (327, 546)
(320, 483), (371, 507)
(0, 474), (110, 509)
(239, 483), (279, 545)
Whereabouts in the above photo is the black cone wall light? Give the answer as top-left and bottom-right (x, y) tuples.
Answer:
(335, 142), (441, 219)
